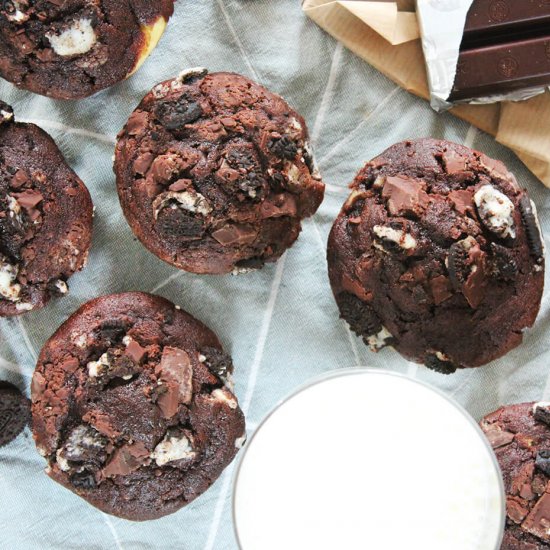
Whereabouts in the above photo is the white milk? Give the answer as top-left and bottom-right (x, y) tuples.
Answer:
(233, 369), (504, 550)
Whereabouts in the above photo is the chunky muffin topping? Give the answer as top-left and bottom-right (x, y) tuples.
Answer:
(31, 293), (245, 520)
(0, 101), (93, 316)
(328, 139), (544, 371)
(0, 0), (175, 99)
(115, 70), (325, 274)
(481, 402), (550, 548)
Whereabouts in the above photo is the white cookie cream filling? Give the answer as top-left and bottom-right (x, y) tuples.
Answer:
(47, 18), (97, 57)
(0, 256), (21, 301)
(0, 108), (13, 122)
(152, 67), (208, 98)
(212, 388), (238, 409)
(5, 1), (28, 23)
(373, 225), (417, 250)
(153, 191), (212, 219)
(366, 326), (393, 351)
(151, 433), (196, 466)
(474, 185), (516, 239)
(87, 352), (110, 378)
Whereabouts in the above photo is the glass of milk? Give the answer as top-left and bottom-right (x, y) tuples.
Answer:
(233, 368), (505, 550)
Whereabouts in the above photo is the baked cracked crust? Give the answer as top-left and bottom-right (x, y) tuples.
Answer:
(481, 402), (550, 549)
(31, 292), (246, 521)
(0, 0), (174, 99)
(0, 101), (93, 317)
(327, 138), (544, 371)
(114, 69), (325, 275)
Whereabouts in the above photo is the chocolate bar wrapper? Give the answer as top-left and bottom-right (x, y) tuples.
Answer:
(416, 0), (549, 111)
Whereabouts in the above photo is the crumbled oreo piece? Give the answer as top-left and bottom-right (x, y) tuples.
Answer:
(425, 354), (457, 375)
(519, 196), (545, 262)
(338, 292), (382, 337)
(489, 243), (518, 281)
(535, 450), (550, 477)
(70, 471), (97, 490)
(268, 135), (298, 160)
(0, 383), (30, 447)
(534, 402), (550, 426)
(155, 95), (203, 131)
(201, 346), (234, 383)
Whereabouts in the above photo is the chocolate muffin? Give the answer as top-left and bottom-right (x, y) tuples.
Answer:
(481, 402), (550, 549)
(0, 0), (174, 99)
(31, 292), (246, 521)
(328, 139), (544, 372)
(0, 102), (93, 317)
(114, 69), (325, 275)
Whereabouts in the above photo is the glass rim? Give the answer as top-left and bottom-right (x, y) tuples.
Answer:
(232, 366), (506, 550)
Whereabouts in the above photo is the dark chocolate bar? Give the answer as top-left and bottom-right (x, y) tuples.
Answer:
(450, 33), (550, 101)
(464, 0), (550, 46)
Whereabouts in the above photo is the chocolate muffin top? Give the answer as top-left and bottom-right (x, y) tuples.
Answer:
(328, 138), (544, 372)
(0, 0), (174, 99)
(114, 69), (325, 275)
(31, 292), (246, 521)
(0, 102), (93, 317)
(481, 402), (550, 549)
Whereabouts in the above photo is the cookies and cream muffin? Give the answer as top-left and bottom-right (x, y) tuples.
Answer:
(0, 0), (174, 99)
(114, 69), (325, 274)
(31, 292), (246, 521)
(328, 138), (544, 372)
(0, 101), (93, 316)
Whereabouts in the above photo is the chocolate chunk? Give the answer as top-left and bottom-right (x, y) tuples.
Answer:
(260, 194), (298, 219)
(448, 237), (487, 308)
(212, 224), (257, 246)
(483, 425), (515, 449)
(448, 189), (475, 216)
(440, 150), (468, 174)
(429, 275), (453, 305)
(381, 175), (429, 217)
(103, 441), (149, 478)
(125, 339), (146, 363)
(535, 450), (550, 477)
(0, 383), (30, 447)
(522, 492), (550, 543)
(519, 196), (545, 261)
(156, 347), (193, 418)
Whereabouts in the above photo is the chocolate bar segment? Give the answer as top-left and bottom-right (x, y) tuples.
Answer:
(450, 34), (550, 101)
(464, 0), (550, 47)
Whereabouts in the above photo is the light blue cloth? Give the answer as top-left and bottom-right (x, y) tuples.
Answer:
(1, 1), (549, 549)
